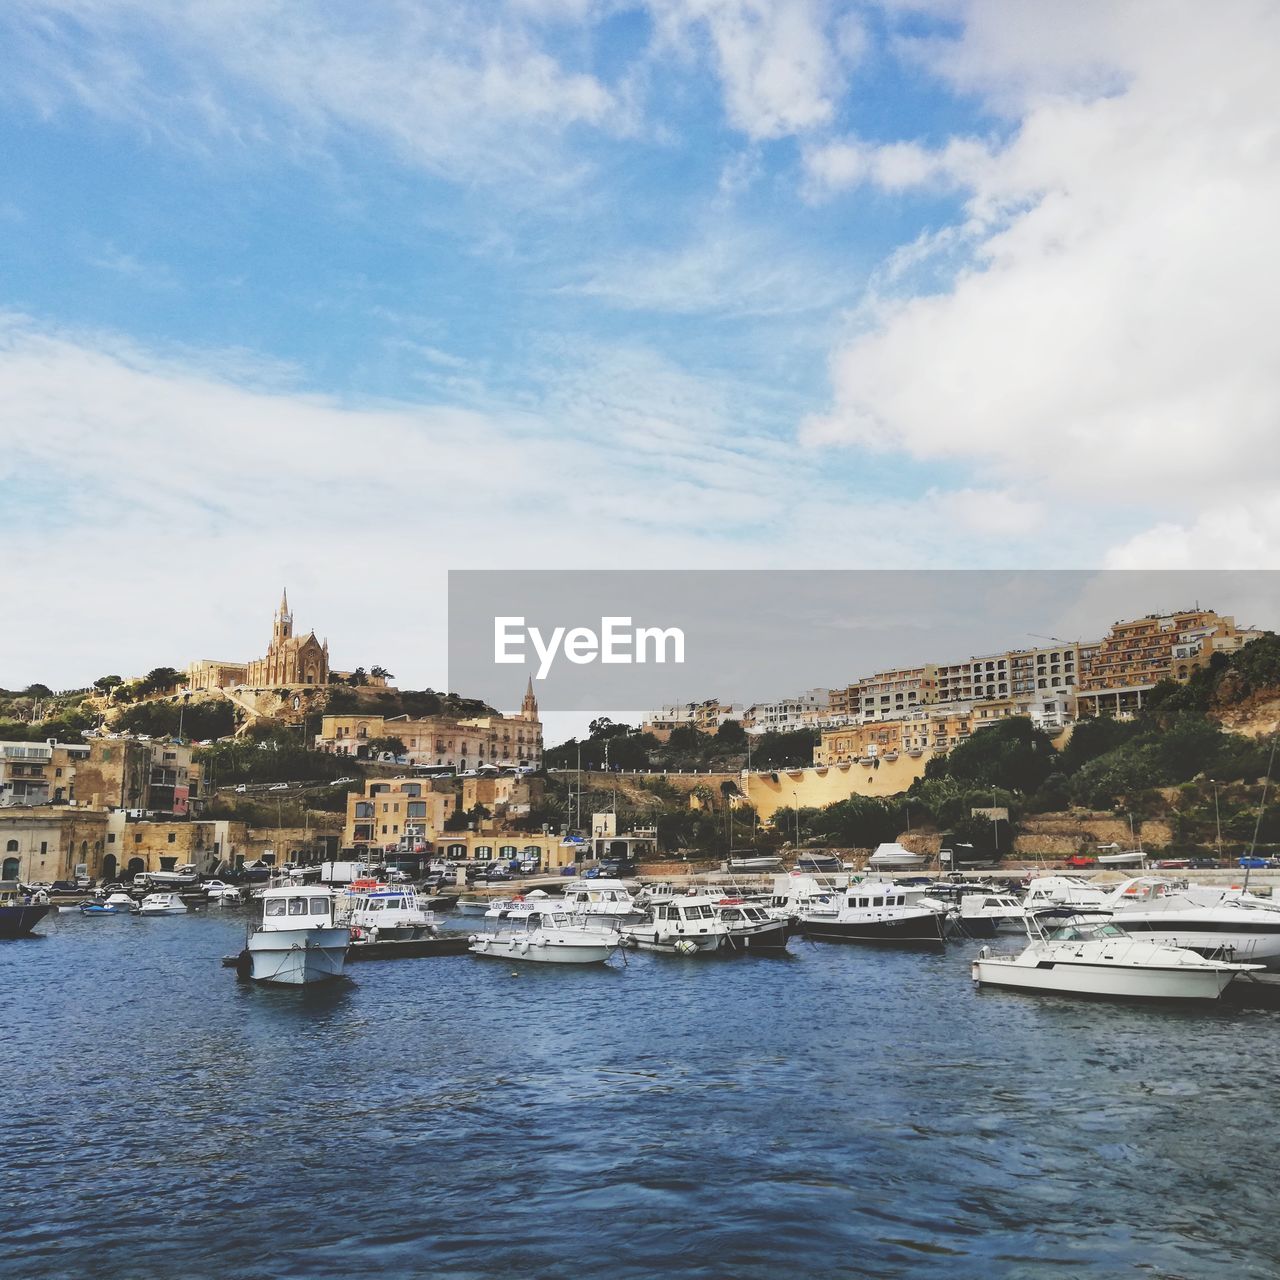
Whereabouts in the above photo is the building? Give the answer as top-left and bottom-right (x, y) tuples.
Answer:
(0, 740), (89, 807)
(743, 688), (832, 734)
(317, 679), (542, 771)
(826, 683), (862, 725)
(0, 808), (109, 882)
(1076, 610), (1261, 718)
(815, 707), (975, 766)
(186, 590), (329, 691)
(461, 774), (544, 822)
(71, 736), (200, 815)
(344, 777), (457, 851)
(643, 699), (743, 736)
(857, 666), (938, 723)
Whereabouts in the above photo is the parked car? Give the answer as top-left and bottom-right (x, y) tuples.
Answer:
(269, 782), (289, 792)
(234, 784), (248, 793)
(1239, 857), (1269, 868)
(1188, 857), (1220, 869)
(1065, 855), (1097, 869)
(483, 865), (511, 882)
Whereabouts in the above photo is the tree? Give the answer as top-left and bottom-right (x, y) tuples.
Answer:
(367, 736), (407, 758)
(370, 666), (394, 680)
(927, 717), (1057, 794)
(715, 719), (747, 748)
(93, 675), (124, 693)
(22, 683), (52, 698)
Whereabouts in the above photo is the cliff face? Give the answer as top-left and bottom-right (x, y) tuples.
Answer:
(1210, 684), (1280, 738)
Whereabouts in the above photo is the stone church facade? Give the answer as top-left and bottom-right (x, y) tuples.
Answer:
(186, 591), (329, 691)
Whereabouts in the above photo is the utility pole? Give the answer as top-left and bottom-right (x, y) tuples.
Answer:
(1211, 779), (1223, 858)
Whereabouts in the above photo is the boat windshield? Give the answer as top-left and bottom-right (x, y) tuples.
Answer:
(1049, 922), (1126, 941)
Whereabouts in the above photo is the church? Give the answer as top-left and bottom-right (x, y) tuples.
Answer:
(186, 591), (330, 691)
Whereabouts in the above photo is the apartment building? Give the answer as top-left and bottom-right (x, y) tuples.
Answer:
(743, 688), (831, 734)
(0, 740), (89, 807)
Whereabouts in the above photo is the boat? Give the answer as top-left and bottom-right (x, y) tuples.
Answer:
(1101, 876), (1280, 969)
(339, 884), (438, 942)
(620, 891), (789, 954)
(137, 863), (200, 888)
(794, 853), (846, 873)
(713, 899), (792, 952)
(246, 886), (349, 985)
(80, 893), (139, 916)
(486, 879), (641, 924)
(727, 854), (785, 873)
(1096, 845), (1147, 867)
(1021, 875), (1110, 916)
(799, 880), (946, 945)
(0, 880), (52, 939)
(138, 892), (188, 916)
(213, 887), (244, 907)
(454, 895), (492, 915)
(866, 842), (928, 872)
(469, 911), (620, 964)
(958, 891), (1026, 938)
(972, 916), (1261, 1001)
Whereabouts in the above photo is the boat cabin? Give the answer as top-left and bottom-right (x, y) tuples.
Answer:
(260, 887), (335, 929)
(1046, 921), (1127, 943)
(844, 885), (912, 909)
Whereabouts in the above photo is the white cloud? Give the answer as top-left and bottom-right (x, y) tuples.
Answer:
(803, 0), (1280, 568)
(649, 0), (860, 139)
(2, 0), (624, 187)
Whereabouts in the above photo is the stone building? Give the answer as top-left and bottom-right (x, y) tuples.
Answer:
(344, 777), (457, 850)
(73, 737), (199, 815)
(186, 590), (329, 691)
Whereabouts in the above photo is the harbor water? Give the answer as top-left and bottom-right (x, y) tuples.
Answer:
(6, 910), (1280, 1279)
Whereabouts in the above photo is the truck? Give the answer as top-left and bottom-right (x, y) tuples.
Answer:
(318, 860), (372, 886)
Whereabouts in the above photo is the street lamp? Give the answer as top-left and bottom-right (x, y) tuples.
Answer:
(1210, 778), (1223, 858)
(791, 790), (801, 848)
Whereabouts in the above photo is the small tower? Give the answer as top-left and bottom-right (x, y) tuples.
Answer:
(521, 675), (538, 722)
(273, 588), (293, 646)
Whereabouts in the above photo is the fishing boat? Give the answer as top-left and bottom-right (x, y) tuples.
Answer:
(620, 891), (789, 954)
(245, 886), (349, 985)
(137, 892), (188, 916)
(972, 916), (1261, 1001)
(799, 880), (946, 945)
(469, 911), (620, 965)
(0, 881), (51, 939)
(339, 884), (438, 942)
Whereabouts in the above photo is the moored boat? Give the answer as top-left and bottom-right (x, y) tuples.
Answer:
(799, 880), (946, 945)
(246, 886), (349, 985)
(138, 892), (188, 916)
(0, 881), (52, 939)
(972, 917), (1261, 1001)
(469, 911), (620, 964)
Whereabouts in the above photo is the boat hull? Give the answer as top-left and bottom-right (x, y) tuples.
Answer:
(972, 955), (1238, 1001)
(801, 911), (945, 945)
(468, 933), (616, 964)
(1114, 921), (1280, 969)
(247, 927), (349, 985)
(722, 919), (792, 953)
(0, 903), (51, 939)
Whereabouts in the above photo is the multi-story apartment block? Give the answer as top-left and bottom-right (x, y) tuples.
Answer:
(345, 776), (457, 850)
(0, 740), (90, 807)
(1076, 610), (1261, 718)
(643, 699), (743, 735)
(71, 736), (200, 815)
(858, 666), (938, 723)
(826, 683), (862, 725)
(743, 688), (831, 734)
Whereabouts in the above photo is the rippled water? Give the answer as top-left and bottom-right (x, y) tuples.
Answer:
(5, 909), (1280, 1279)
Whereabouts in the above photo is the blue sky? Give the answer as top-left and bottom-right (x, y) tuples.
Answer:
(2, 1), (1278, 709)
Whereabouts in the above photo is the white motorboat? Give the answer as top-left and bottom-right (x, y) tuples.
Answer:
(726, 854), (785, 873)
(866, 842), (928, 873)
(1096, 846), (1148, 867)
(620, 891), (790, 954)
(799, 880), (947, 945)
(139, 863), (200, 888)
(469, 911), (620, 965)
(959, 892), (1026, 938)
(454, 896), (492, 916)
(1021, 875), (1110, 916)
(214, 887), (244, 907)
(1102, 876), (1280, 969)
(246, 886), (349, 985)
(486, 879), (641, 924)
(972, 917), (1261, 1001)
(137, 892), (188, 916)
(339, 884), (437, 941)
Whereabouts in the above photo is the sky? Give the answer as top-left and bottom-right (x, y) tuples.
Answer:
(2, 0), (1279, 729)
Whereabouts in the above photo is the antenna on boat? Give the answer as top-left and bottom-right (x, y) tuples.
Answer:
(1243, 735), (1278, 896)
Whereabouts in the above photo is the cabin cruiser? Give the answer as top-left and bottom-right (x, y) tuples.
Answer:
(246, 886), (349, 985)
(138, 892), (188, 916)
(620, 892), (790, 954)
(866, 843), (928, 873)
(137, 863), (200, 888)
(972, 917), (1261, 1001)
(469, 911), (621, 965)
(485, 879), (641, 924)
(0, 880), (52, 938)
(338, 884), (437, 942)
(1021, 875), (1111, 917)
(81, 892), (140, 916)
(1101, 877), (1280, 969)
(800, 880), (946, 945)
(794, 853), (848, 874)
(958, 892), (1026, 937)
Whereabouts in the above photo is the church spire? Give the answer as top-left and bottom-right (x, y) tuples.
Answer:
(521, 675), (538, 721)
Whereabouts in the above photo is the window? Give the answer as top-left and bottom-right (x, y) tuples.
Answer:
(310, 899), (329, 916)
(4, 840), (16, 853)
(288, 897), (307, 916)
(168, 833), (176, 844)
(135, 834), (143, 844)
(266, 899), (287, 917)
